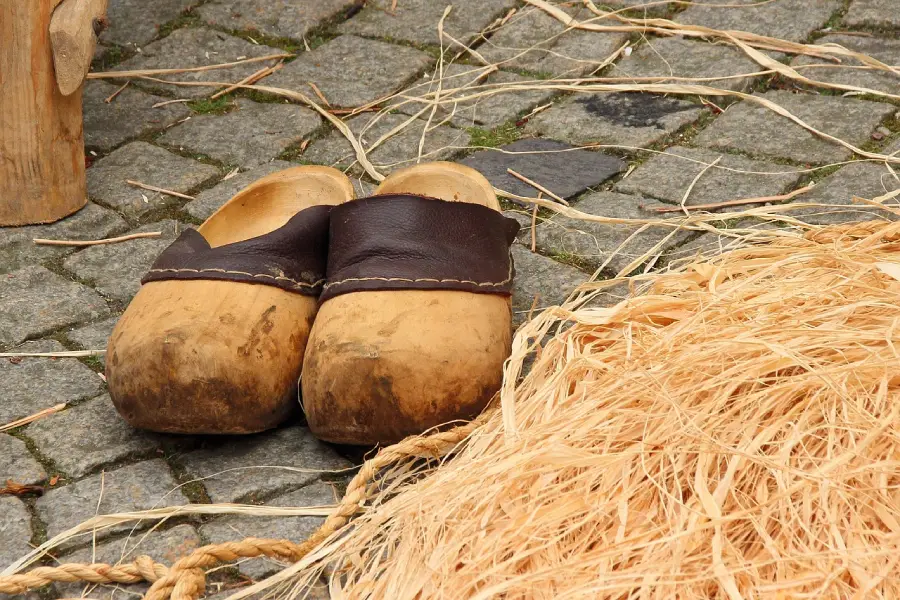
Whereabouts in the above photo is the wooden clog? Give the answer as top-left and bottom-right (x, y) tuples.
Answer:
(301, 162), (519, 445)
(107, 166), (354, 434)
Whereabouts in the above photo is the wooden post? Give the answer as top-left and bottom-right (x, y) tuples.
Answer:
(0, 0), (107, 226)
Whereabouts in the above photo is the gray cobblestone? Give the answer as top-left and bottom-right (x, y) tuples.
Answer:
(786, 160), (900, 225)
(0, 203), (126, 275)
(614, 146), (803, 206)
(185, 161), (296, 221)
(534, 191), (693, 275)
(200, 482), (336, 579)
(0, 435), (46, 486)
(477, 4), (628, 77)
(303, 112), (469, 175)
(83, 81), (191, 152)
(36, 459), (190, 541)
(695, 90), (895, 165)
(0, 497), (32, 570)
(610, 37), (763, 92)
(159, 99), (322, 168)
(460, 138), (624, 203)
(87, 142), (219, 219)
(56, 524), (201, 599)
(339, 0), (515, 47)
(26, 395), (160, 479)
(264, 35), (432, 108)
(197, 0), (352, 41)
(393, 65), (553, 129)
(64, 316), (121, 368)
(510, 244), (587, 327)
(676, 0), (841, 43)
(0, 340), (102, 423)
(0, 270), (110, 349)
(843, 0), (900, 28)
(179, 426), (350, 503)
(63, 221), (187, 303)
(117, 28), (283, 99)
(792, 35), (900, 93)
(526, 93), (704, 149)
(100, 0), (195, 48)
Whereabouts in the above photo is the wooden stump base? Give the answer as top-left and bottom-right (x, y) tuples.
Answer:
(0, 0), (107, 226)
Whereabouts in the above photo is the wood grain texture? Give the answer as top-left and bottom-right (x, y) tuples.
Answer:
(50, 0), (108, 95)
(0, 0), (87, 225)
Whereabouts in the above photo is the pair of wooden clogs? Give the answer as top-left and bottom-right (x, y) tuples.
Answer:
(106, 162), (519, 445)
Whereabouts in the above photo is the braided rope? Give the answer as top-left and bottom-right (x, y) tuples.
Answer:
(0, 418), (481, 600)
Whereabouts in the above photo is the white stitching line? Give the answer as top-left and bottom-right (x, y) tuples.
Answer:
(146, 268), (323, 289)
(322, 251), (514, 290)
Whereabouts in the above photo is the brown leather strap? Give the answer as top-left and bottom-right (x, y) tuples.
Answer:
(141, 205), (332, 295)
(320, 194), (520, 302)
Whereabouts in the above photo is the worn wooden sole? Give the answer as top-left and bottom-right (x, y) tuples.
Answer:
(107, 166), (354, 434)
(302, 162), (513, 445)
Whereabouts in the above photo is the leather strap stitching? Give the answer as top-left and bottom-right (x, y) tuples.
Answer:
(322, 251), (514, 291)
(145, 267), (324, 289)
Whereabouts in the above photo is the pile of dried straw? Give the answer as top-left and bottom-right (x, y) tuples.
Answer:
(251, 220), (900, 600)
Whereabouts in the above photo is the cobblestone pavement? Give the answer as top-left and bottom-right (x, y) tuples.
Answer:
(1, 0), (898, 596)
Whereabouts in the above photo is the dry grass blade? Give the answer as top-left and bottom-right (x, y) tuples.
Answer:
(33, 232), (162, 246)
(507, 168), (570, 206)
(126, 180), (195, 200)
(210, 62), (283, 100)
(0, 404), (66, 433)
(86, 54), (292, 79)
(654, 183), (816, 213)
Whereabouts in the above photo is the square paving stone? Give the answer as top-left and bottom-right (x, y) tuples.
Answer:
(100, 0), (196, 47)
(159, 99), (322, 168)
(200, 482), (336, 580)
(393, 65), (553, 129)
(185, 161), (296, 221)
(509, 245), (587, 327)
(55, 524), (201, 599)
(525, 93), (704, 150)
(534, 191), (694, 275)
(0, 340), (103, 424)
(843, 0), (900, 28)
(609, 37), (763, 92)
(83, 81), (191, 152)
(64, 221), (188, 303)
(303, 112), (470, 175)
(791, 35), (900, 94)
(179, 426), (350, 503)
(263, 35), (433, 108)
(460, 138), (625, 204)
(477, 4), (629, 77)
(35, 459), (190, 542)
(198, 0), (353, 41)
(695, 90), (895, 165)
(0, 203), (127, 275)
(0, 434), (46, 486)
(64, 316), (121, 368)
(339, 0), (516, 47)
(116, 28), (283, 99)
(676, 0), (842, 43)
(0, 497), (32, 570)
(615, 146), (803, 206)
(785, 160), (900, 225)
(0, 269), (110, 349)
(87, 142), (220, 219)
(26, 395), (160, 479)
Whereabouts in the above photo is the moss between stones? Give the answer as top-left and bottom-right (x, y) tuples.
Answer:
(187, 96), (233, 115)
